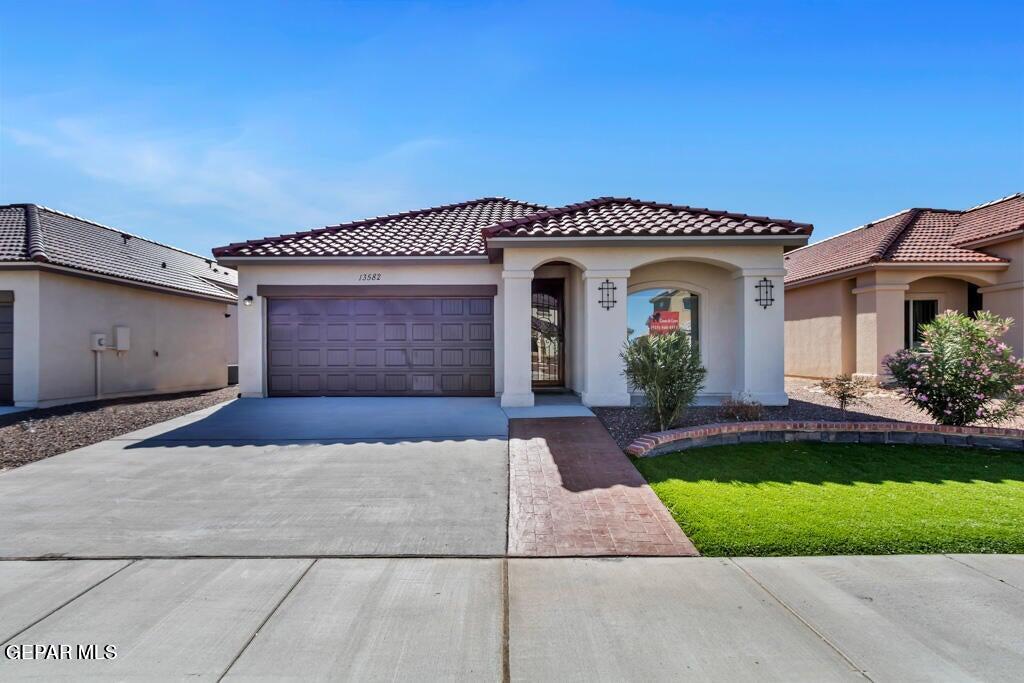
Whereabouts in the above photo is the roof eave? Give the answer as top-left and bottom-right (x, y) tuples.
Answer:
(785, 260), (1010, 289)
(484, 234), (810, 248)
(215, 254), (491, 266)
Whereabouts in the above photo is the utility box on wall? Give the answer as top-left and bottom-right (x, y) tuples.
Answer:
(114, 326), (131, 352)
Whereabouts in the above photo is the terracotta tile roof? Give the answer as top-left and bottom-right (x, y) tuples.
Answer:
(784, 195), (1020, 285)
(952, 193), (1024, 246)
(0, 204), (237, 301)
(212, 197), (547, 258)
(483, 197), (813, 239)
(213, 196), (812, 259)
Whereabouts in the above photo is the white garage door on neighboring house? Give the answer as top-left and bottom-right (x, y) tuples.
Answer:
(261, 286), (496, 397)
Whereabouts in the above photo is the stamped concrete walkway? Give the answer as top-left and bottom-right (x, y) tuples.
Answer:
(508, 416), (698, 556)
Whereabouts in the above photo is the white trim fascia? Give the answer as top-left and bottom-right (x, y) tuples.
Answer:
(851, 284), (910, 294)
(786, 261), (1010, 290)
(485, 235), (809, 248)
(731, 268), (787, 279)
(215, 255), (491, 266)
(978, 279), (1024, 294)
(954, 229), (1024, 250)
(0, 262), (237, 304)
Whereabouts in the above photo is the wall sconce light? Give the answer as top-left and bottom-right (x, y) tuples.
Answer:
(755, 277), (775, 309)
(598, 279), (618, 310)
(243, 295), (254, 307)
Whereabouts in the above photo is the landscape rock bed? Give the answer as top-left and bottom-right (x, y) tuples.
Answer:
(0, 387), (237, 471)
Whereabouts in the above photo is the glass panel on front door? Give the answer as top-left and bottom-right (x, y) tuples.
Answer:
(531, 279), (564, 386)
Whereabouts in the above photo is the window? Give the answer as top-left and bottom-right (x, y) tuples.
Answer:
(627, 288), (699, 344)
(904, 299), (938, 348)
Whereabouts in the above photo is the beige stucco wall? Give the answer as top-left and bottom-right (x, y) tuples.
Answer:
(978, 236), (1024, 355)
(906, 276), (969, 315)
(0, 269), (231, 407)
(34, 272), (229, 406)
(785, 278), (856, 378)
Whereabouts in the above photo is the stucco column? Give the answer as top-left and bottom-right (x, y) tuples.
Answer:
(501, 270), (534, 407)
(733, 270), (788, 405)
(852, 283), (908, 381)
(237, 279), (265, 398)
(8, 271), (41, 407)
(581, 269), (631, 407)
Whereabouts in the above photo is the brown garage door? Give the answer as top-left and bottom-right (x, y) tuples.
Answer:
(0, 301), (11, 404)
(266, 295), (494, 397)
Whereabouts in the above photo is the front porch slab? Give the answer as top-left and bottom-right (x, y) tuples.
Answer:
(507, 416), (698, 556)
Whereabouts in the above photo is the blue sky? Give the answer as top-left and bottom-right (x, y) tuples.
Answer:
(1, 1), (1021, 256)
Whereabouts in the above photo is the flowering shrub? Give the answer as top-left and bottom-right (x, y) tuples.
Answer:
(885, 311), (1024, 426)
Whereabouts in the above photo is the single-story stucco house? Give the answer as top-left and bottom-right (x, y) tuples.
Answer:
(784, 192), (1023, 381)
(213, 196), (813, 407)
(0, 204), (239, 408)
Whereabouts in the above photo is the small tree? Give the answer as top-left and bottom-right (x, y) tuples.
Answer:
(621, 331), (706, 431)
(818, 374), (871, 420)
(885, 311), (1024, 426)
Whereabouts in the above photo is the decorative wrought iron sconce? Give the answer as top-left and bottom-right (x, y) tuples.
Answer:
(598, 279), (618, 310)
(754, 277), (775, 309)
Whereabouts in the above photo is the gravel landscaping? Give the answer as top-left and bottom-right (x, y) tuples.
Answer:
(596, 377), (1024, 450)
(0, 387), (237, 471)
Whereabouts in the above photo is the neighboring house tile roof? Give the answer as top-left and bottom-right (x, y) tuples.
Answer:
(784, 194), (1022, 285)
(0, 204), (237, 301)
(483, 197), (814, 239)
(212, 197), (547, 258)
(213, 196), (812, 259)
(952, 193), (1024, 246)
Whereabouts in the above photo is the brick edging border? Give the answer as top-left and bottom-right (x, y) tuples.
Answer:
(625, 421), (1024, 457)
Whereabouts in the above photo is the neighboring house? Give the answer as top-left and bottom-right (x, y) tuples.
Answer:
(0, 204), (239, 408)
(784, 193), (1023, 381)
(213, 196), (812, 407)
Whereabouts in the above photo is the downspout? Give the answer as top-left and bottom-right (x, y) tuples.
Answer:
(94, 349), (103, 399)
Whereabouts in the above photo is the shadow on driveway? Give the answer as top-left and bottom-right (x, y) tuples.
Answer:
(120, 396), (510, 448)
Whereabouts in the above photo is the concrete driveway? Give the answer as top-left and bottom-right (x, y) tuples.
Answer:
(0, 397), (509, 558)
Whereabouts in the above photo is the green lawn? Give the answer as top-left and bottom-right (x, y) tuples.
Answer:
(633, 442), (1024, 556)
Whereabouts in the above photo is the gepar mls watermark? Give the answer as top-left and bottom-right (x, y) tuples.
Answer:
(5, 644), (117, 661)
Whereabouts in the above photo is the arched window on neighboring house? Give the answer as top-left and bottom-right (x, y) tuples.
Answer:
(626, 287), (700, 345)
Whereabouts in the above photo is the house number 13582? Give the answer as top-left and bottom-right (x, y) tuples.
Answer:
(358, 273), (382, 281)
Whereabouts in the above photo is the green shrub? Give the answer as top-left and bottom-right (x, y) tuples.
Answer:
(885, 311), (1024, 426)
(621, 331), (706, 431)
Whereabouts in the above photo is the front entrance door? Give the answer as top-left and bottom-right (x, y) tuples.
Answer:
(531, 279), (564, 387)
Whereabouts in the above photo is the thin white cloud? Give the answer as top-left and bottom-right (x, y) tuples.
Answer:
(5, 117), (449, 230)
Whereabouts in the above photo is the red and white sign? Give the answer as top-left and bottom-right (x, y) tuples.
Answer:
(647, 311), (679, 335)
